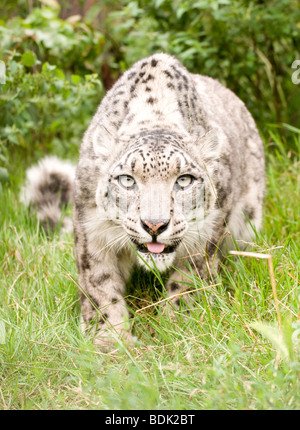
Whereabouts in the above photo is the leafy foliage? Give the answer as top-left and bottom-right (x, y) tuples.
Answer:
(0, 1), (299, 177)
(106, 0), (300, 129)
(0, 7), (104, 185)
(0, 7), (105, 74)
(0, 53), (102, 183)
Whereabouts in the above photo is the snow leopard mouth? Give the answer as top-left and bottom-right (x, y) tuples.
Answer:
(136, 241), (179, 254)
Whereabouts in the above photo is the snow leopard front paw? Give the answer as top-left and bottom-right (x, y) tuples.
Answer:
(81, 315), (137, 352)
(93, 329), (138, 352)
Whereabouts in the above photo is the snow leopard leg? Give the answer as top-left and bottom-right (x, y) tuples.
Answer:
(74, 228), (133, 349)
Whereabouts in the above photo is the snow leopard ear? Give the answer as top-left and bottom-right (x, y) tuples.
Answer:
(91, 124), (117, 158)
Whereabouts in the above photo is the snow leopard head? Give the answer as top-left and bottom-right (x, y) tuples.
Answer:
(90, 128), (221, 272)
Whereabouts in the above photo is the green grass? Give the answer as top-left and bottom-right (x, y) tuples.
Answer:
(0, 134), (299, 410)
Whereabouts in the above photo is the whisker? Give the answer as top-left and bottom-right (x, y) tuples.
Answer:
(185, 228), (228, 259)
(93, 231), (126, 257)
(117, 235), (130, 253)
(186, 228), (218, 246)
(183, 228), (223, 257)
(96, 225), (123, 235)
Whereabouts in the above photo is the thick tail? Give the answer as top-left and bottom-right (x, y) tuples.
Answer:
(20, 156), (76, 233)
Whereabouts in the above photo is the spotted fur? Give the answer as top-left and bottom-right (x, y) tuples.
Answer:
(72, 53), (265, 347)
(22, 53), (265, 348)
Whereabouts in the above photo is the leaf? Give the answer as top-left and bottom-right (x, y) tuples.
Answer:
(155, 0), (166, 8)
(71, 74), (81, 85)
(8, 60), (19, 75)
(176, 6), (188, 20)
(39, 0), (60, 9)
(55, 68), (65, 80)
(0, 167), (9, 182)
(42, 62), (56, 73)
(21, 51), (37, 68)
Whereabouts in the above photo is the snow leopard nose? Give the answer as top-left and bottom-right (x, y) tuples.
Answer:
(141, 219), (170, 236)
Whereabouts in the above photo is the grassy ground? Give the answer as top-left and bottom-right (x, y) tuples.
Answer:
(0, 133), (299, 410)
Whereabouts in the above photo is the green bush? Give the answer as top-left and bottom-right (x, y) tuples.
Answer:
(0, 7), (105, 74)
(106, 0), (300, 130)
(0, 52), (102, 182)
(0, 7), (104, 185)
(0, 0), (299, 186)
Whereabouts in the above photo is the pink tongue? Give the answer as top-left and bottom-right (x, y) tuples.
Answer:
(146, 242), (165, 254)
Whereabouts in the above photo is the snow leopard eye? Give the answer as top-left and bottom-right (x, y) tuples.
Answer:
(175, 175), (194, 189)
(118, 175), (135, 189)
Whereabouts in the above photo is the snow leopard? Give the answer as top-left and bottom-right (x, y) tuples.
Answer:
(22, 53), (265, 348)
